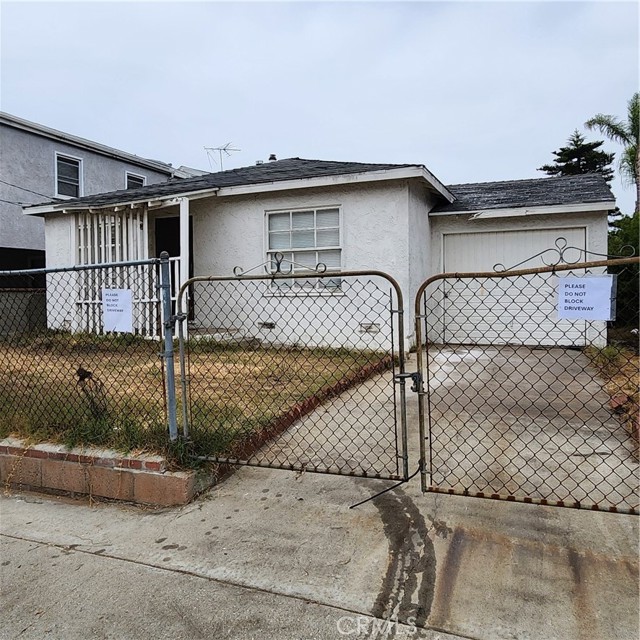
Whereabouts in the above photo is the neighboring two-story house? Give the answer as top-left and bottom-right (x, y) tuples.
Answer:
(0, 112), (193, 272)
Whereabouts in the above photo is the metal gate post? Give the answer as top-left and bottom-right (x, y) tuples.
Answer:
(160, 251), (179, 442)
(414, 309), (428, 493)
(395, 305), (410, 481)
(177, 311), (190, 440)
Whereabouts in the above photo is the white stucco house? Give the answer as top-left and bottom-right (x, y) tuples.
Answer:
(23, 158), (615, 345)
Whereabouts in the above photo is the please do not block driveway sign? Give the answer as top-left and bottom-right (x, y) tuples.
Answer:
(102, 288), (134, 333)
(557, 275), (616, 321)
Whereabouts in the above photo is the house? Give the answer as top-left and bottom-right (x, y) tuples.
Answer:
(23, 158), (615, 346)
(0, 112), (202, 272)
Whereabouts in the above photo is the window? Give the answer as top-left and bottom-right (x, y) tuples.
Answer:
(267, 207), (341, 291)
(126, 172), (146, 189)
(56, 154), (82, 197)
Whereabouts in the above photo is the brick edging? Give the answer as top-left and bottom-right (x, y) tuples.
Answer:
(0, 443), (166, 471)
(0, 439), (207, 507)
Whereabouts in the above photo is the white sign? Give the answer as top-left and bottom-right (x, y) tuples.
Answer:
(102, 289), (133, 333)
(557, 275), (615, 321)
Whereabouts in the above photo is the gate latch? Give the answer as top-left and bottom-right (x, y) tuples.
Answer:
(165, 312), (187, 330)
(394, 371), (423, 393)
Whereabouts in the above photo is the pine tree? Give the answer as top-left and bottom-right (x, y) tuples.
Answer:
(538, 130), (615, 183)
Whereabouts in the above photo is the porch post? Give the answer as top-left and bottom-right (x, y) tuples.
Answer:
(179, 197), (190, 316)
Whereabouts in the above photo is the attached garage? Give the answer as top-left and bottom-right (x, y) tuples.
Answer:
(442, 226), (586, 273)
(429, 175), (614, 346)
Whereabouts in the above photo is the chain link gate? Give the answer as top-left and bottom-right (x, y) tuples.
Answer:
(414, 256), (639, 514)
(0, 258), (173, 448)
(175, 263), (410, 480)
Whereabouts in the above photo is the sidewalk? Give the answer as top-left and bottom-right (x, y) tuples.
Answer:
(2, 348), (638, 639)
(1, 464), (638, 640)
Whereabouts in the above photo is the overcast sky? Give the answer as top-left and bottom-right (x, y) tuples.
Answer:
(2, 1), (638, 213)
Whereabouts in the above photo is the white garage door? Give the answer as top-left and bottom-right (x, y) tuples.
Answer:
(442, 227), (588, 346)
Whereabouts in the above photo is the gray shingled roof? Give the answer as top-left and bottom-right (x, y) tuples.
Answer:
(28, 158), (420, 210)
(28, 159), (616, 214)
(432, 174), (615, 213)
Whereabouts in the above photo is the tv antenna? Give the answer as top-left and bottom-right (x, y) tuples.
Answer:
(204, 143), (241, 170)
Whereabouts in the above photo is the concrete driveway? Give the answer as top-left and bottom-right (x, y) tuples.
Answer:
(1, 351), (638, 640)
(425, 345), (639, 512)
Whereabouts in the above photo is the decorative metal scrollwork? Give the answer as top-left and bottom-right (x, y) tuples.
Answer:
(233, 252), (327, 277)
(493, 237), (636, 272)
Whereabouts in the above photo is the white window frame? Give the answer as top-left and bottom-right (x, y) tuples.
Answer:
(55, 152), (83, 199)
(125, 171), (146, 189)
(265, 205), (342, 294)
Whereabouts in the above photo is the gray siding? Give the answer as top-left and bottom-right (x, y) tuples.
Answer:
(0, 124), (172, 252)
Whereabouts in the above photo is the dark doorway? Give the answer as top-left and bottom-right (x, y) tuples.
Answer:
(155, 216), (193, 262)
(155, 216), (194, 319)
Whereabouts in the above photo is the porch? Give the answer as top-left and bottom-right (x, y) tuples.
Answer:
(69, 202), (191, 337)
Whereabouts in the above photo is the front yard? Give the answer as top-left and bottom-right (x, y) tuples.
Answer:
(0, 332), (390, 466)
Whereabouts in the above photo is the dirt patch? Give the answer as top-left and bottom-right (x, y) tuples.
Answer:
(586, 346), (639, 458)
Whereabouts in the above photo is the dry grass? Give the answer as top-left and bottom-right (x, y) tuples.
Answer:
(185, 343), (380, 421)
(0, 332), (388, 464)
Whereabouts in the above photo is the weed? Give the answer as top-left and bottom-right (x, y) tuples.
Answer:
(585, 344), (626, 378)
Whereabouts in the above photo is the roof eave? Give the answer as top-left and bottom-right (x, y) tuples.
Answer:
(1, 112), (174, 175)
(419, 166), (455, 202)
(213, 166), (455, 199)
(429, 200), (616, 218)
(25, 165), (455, 215)
(23, 187), (221, 216)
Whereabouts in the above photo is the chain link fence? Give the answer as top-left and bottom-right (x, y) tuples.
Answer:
(177, 271), (409, 479)
(0, 260), (409, 478)
(3, 250), (637, 509)
(415, 258), (639, 514)
(0, 259), (172, 452)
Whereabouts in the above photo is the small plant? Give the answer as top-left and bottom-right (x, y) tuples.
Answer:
(585, 344), (625, 377)
(585, 343), (640, 458)
(63, 416), (112, 449)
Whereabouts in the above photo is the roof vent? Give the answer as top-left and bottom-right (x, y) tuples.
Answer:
(256, 160), (264, 165)
(268, 154), (277, 161)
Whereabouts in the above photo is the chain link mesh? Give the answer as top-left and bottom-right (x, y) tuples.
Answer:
(0, 262), (169, 450)
(418, 263), (639, 513)
(178, 274), (405, 479)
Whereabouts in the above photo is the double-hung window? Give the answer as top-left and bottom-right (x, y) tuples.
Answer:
(56, 154), (82, 197)
(267, 207), (341, 291)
